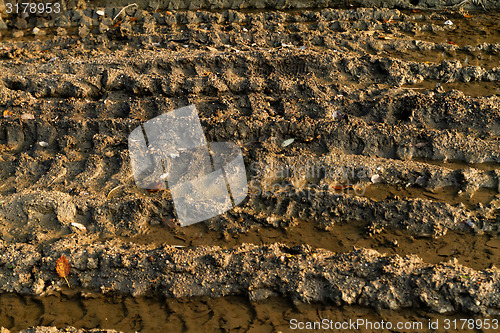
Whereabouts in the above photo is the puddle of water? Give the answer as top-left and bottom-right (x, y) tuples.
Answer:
(386, 48), (500, 72)
(1, 293), (498, 333)
(362, 184), (498, 210)
(126, 218), (500, 271)
(413, 158), (500, 171)
(409, 11), (500, 48)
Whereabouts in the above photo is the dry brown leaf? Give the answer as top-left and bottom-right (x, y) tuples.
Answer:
(56, 255), (71, 288)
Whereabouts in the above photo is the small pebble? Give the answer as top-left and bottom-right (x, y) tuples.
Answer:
(71, 222), (87, 231)
(21, 113), (35, 120)
(78, 25), (91, 38)
(281, 138), (295, 147)
(415, 176), (428, 187)
(332, 110), (344, 119)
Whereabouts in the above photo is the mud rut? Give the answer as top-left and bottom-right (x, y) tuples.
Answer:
(0, 0), (499, 332)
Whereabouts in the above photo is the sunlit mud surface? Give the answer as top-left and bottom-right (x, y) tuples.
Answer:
(0, 0), (499, 332)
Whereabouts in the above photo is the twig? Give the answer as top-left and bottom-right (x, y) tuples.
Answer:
(113, 3), (138, 22)
(107, 185), (125, 198)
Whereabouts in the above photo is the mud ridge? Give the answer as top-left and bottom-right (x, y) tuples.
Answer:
(0, 239), (499, 316)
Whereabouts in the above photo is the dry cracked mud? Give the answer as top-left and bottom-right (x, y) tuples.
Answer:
(0, 0), (499, 332)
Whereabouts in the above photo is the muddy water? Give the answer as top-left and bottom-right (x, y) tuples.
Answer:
(406, 11), (500, 47)
(126, 218), (500, 271)
(1, 293), (499, 333)
(362, 184), (498, 210)
(412, 159), (500, 171)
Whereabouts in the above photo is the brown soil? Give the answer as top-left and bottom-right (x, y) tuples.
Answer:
(0, 0), (499, 332)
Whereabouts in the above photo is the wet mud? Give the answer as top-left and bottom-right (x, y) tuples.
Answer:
(0, 294), (499, 333)
(0, 0), (499, 332)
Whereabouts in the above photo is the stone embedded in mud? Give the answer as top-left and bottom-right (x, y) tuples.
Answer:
(78, 25), (91, 38)
(13, 18), (28, 30)
(0, 18), (7, 30)
(249, 288), (279, 301)
(56, 15), (71, 28)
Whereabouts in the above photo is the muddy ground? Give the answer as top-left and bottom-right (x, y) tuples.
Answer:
(0, 0), (499, 332)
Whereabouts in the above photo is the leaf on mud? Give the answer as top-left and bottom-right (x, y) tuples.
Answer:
(332, 184), (353, 190)
(146, 180), (166, 193)
(56, 255), (71, 288)
(3, 110), (13, 118)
